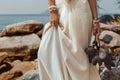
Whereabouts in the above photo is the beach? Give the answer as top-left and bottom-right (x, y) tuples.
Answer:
(0, 14), (119, 80)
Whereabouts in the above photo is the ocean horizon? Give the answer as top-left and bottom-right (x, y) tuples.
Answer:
(0, 13), (119, 32)
(0, 14), (50, 31)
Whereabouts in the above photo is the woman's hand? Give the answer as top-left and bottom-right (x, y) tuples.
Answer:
(50, 10), (59, 28)
(93, 22), (101, 39)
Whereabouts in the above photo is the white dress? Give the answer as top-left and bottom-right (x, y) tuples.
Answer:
(38, 0), (101, 80)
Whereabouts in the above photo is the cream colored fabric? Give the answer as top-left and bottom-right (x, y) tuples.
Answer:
(38, 0), (101, 80)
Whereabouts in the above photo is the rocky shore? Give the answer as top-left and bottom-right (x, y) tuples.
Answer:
(98, 17), (120, 80)
(0, 18), (119, 80)
(0, 20), (43, 80)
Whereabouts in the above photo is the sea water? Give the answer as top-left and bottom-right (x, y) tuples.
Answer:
(0, 14), (50, 31)
(0, 14), (118, 32)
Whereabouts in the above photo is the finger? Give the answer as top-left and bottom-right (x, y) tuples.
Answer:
(93, 27), (97, 35)
(51, 20), (54, 27)
(98, 29), (101, 36)
(93, 29), (97, 35)
(53, 21), (56, 27)
(50, 21), (52, 26)
(50, 20), (54, 27)
(57, 20), (59, 26)
(50, 20), (54, 26)
(98, 32), (101, 38)
(56, 24), (58, 29)
(55, 21), (58, 28)
(54, 22), (57, 28)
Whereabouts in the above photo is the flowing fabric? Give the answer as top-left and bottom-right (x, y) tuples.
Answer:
(38, 0), (101, 80)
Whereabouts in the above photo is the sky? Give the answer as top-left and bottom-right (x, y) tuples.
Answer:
(0, 0), (120, 14)
(98, 0), (120, 14)
(0, 0), (48, 14)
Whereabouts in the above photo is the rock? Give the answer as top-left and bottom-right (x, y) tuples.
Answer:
(112, 26), (120, 34)
(0, 34), (40, 61)
(99, 15), (114, 24)
(113, 47), (120, 55)
(17, 70), (39, 80)
(11, 60), (22, 67)
(31, 59), (38, 70)
(0, 70), (23, 80)
(100, 31), (120, 47)
(100, 23), (114, 30)
(102, 34), (113, 44)
(16, 60), (38, 80)
(0, 61), (13, 75)
(0, 61), (36, 80)
(100, 23), (120, 34)
(0, 20), (43, 37)
(36, 31), (43, 38)
(99, 64), (106, 73)
(114, 54), (120, 67)
(100, 67), (120, 80)
(0, 52), (8, 63)
(11, 61), (36, 73)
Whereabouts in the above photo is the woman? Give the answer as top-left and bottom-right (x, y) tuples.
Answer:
(38, 0), (101, 80)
